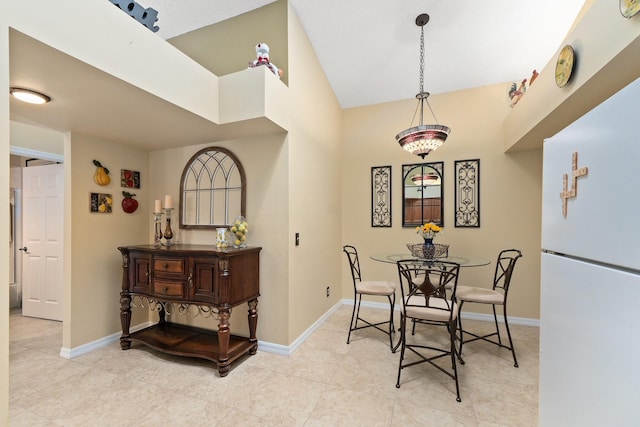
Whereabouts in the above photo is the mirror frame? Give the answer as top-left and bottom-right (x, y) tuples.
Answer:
(402, 161), (444, 227)
(179, 146), (246, 229)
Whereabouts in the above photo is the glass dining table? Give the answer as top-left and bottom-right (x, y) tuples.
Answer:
(370, 252), (491, 267)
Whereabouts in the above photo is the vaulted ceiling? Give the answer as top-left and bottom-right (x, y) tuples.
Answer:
(8, 0), (586, 148)
(147, 0), (586, 108)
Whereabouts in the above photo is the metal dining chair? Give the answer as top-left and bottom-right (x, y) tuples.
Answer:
(456, 249), (523, 367)
(343, 245), (397, 351)
(395, 259), (463, 401)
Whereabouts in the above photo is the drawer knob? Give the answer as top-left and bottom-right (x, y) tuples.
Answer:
(163, 286), (168, 293)
(164, 263), (169, 269)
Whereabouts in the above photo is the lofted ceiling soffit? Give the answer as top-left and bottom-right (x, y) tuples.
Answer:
(9, 29), (285, 150)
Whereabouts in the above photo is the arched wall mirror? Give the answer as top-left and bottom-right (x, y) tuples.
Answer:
(402, 162), (444, 227)
(179, 147), (246, 229)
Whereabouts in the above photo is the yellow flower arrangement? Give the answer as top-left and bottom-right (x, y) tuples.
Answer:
(416, 222), (441, 240)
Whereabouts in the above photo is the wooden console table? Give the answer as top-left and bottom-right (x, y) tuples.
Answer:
(117, 244), (261, 376)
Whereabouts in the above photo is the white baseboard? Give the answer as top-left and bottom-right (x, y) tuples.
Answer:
(337, 298), (540, 327)
(59, 321), (152, 359)
(258, 301), (344, 356)
(59, 299), (538, 360)
(459, 311), (540, 327)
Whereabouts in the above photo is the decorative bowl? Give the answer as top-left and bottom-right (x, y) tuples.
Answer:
(406, 243), (449, 259)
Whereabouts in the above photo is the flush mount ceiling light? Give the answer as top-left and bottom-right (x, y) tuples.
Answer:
(9, 87), (51, 104)
(396, 14), (450, 159)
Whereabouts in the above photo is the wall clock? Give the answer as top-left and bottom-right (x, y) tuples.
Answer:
(620, 0), (640, 18)
(555, 45), (575, 88)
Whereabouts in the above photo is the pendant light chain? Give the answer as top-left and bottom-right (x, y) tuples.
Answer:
(419, 25), (425, 95)
(417, 25), (425, 126)
(420, 23), (441, 125)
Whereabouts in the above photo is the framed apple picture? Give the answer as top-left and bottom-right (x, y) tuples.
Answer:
(120, 169), (140, 189)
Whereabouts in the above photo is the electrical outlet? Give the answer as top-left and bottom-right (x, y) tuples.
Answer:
(326, 286), (330, 297)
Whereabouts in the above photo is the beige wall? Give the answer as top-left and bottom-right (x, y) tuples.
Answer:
(170, 0), (289, 87)
(286, 5), (343, 340)
(342, 83), (543, 320)
(66, 133), (150, 348)
(148, 134), (290, 343)
(1, 9), (10, 425)
(145, 2), (344, 346)
(10, 121), (64, 155)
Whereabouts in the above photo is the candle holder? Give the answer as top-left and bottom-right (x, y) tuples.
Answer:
(153, 212), (163, 247)
(163, 208), (174, 246)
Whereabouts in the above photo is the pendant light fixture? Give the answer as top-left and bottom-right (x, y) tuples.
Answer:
(396, 14), (450, 158)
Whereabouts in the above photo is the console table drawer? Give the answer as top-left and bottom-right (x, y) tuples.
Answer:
(153, 280), (186, 298)
(154, 257), (186, 274)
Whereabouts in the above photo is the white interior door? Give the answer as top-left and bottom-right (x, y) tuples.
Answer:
(21, 163), (64, 321)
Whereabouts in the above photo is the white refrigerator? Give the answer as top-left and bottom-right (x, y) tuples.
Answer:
(540, 77), (640, 426)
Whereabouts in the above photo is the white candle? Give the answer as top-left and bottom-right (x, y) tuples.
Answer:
(164, 195), (173, 209)
(154, 199), (162, 213)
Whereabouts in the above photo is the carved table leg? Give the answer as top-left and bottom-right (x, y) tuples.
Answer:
(158, 304), (166, 325)
(120, 291), (132, 350)
(217, 307), (231, 377)
(248, 299), (259, 355)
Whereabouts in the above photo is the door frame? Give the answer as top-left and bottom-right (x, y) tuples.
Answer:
(10, 147), (63, 163)
(9, 146), (65, 319)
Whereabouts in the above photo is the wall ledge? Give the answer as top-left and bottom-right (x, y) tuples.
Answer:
(219, 66), (291, 132)
(503, 1), (640, 152)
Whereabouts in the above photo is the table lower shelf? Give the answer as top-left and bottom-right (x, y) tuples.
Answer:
(124, 322), (256, 375)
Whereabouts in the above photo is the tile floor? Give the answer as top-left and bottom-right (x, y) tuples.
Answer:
(9, 305), (539, 426)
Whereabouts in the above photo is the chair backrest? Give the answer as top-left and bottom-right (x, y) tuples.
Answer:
(492, 249), (523, 294)
(343, 245), (363, 286)
(396, 260), (461, 320)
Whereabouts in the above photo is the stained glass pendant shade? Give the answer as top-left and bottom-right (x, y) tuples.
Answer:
(395, 14), (450, 158)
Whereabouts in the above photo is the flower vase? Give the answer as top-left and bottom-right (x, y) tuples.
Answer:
(423, 238), (435, 259)
(215, 227), (229, 248)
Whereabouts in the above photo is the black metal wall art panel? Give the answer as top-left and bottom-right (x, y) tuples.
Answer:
(371, 166), (392, 227)
(454, 159), (480, 227)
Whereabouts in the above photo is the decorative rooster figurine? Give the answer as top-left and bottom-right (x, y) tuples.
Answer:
(509, 78), (528, 107)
